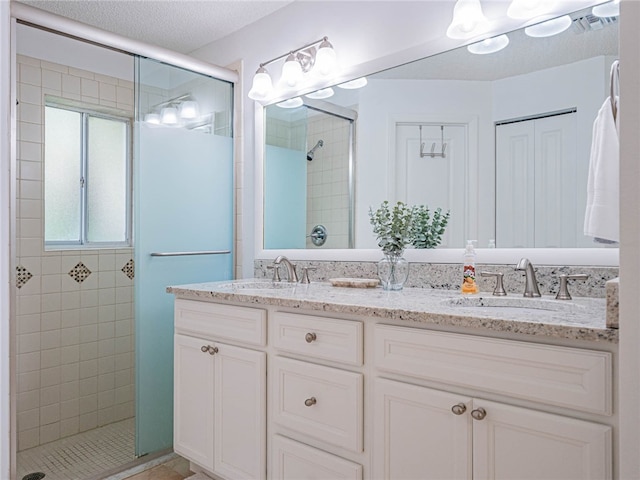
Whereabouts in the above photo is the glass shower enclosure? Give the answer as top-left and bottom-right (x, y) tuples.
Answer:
(134, 57), (234, 456)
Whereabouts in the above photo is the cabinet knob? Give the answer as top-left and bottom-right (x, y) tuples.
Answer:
(304, 397), (317, 407)
(305, 332), (317, 343)
(201, 345), (209, 353)
(451, 403), (467, 415)
(471, 408), (487, 421)
(201, 345), (218, 355)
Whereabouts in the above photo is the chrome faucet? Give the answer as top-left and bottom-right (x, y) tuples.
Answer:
(273, 255), (298, 283)
(515, 258), (541, 297)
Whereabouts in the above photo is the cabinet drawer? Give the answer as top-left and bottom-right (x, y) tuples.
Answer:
(175, 298), (266, 346)
(271, 356), (363, 452)
(271, 312), (363, 366)
(375, 324), (612, 415)
(271, 435), (362, 480)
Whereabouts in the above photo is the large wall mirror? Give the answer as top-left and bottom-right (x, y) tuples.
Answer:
(258, 4), (619, 264)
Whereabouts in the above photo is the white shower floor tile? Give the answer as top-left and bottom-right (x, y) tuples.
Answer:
(17, 418), (135, 480)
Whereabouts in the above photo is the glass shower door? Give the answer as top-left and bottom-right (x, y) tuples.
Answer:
(134, 57), (234, 455)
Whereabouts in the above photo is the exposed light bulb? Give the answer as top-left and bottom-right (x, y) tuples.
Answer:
(282, 53), (303, 87)
(248, 66), (274, 101)
(446, 0), (490, 40)
(314, 38), (337, 76)
(524, 15), (571, 38)
(467, 34), (510, 55)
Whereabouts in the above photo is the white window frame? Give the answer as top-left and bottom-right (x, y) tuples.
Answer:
(44, 101), (133, 249)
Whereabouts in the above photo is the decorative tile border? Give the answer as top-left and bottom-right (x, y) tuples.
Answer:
(121, 259), (134, 280)
(68, 261), (92, 284)
(16, 265), (33, 289)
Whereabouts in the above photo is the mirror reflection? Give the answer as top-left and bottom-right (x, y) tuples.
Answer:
(263, 6), (618, 250)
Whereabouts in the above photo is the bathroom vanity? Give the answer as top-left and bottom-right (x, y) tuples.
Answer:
(167, 280), (617, 480)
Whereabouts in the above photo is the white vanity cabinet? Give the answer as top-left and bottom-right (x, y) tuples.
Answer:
(173, 299), (267, 480)
(269, 311), (365, 480)
(373, 324), (613, 480)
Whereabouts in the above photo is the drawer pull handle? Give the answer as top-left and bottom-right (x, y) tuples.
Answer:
(201, 345), (218, 355)
(471, 408), (487, 421)
(451, 403), (467, 415)
(305, 332), (317, 343)
(304, 397), (317, 407)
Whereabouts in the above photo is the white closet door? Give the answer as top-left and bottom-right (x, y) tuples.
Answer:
(534, 113), (577, 247)
(496, 121), (535, 248)
(395, 124), (468, 247)
(496, 112), (577, 248)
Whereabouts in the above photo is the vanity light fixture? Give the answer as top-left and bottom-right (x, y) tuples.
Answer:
(276, 97), (304, 109)
(592, 0), (620, 18)
(446, 0), (490, 40)
(507, 0), (556, 20)
(337, 77), (368, 90)
(467, 34), (510, 54)
(524, 14), (571, 37)
(305, 88), (335, 99)
(248, 36), (337, 102)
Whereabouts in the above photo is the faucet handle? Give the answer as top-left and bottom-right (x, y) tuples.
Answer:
(556, 274), (589, 300)
(267, 264), (281, 282)
(299, 267), (317, 284)
(480, 271), (507, 296)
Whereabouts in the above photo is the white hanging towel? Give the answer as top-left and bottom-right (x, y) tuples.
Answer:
(584, 95), (619, 243)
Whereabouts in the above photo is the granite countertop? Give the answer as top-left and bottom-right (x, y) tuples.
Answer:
(167, 279), (617, 344)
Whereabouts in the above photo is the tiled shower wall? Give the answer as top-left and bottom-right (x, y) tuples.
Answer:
(16, 55), (135, 450)
(265, 113), (351, 249)
(306, 113), (351, 249)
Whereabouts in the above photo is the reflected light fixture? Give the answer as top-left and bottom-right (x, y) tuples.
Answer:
(467, 34), (509, 54)
(592, 0), (620, 18)
(524, 15), (571, 37)
(144, 113), (161, 125)
(305, 88), (335, 99)
(276, 97), (304, 109)
(248, 36), (337, 103)
(160, 107), (179, 125)
(446, 0), (490, 39)
(337, 77), (368, 90)
(507, 0), (556, 20)
(179, 100), (199, 119)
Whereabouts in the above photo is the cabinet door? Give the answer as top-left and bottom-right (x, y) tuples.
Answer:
(214, 343), (267, 480)
(373, 378), (472, 480)
(472, 399), (612, 480)
(174, 333), (215, 472)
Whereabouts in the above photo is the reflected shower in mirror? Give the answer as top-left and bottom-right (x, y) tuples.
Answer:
(261, 4), (618, 250)
(264, 101), (355, 249)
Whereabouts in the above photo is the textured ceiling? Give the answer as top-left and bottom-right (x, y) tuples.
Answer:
(17, 0), (293, 54)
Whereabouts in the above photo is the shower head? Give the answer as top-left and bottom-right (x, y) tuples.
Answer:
(307, 139), (324, 161)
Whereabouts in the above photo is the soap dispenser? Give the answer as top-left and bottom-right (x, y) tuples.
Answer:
(461, 240), (479, 294)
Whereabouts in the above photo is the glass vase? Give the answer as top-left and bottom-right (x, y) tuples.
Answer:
(377, 252), (409, 291)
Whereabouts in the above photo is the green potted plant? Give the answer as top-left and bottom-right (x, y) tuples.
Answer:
(412, 205), (450, 249)
(369, 201), (414, 290)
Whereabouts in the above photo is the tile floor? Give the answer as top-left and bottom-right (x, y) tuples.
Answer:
(17, 418), (136, 480)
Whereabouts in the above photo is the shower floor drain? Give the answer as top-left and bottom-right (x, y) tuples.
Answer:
(22, 473), (46, 480)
